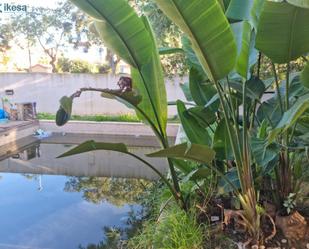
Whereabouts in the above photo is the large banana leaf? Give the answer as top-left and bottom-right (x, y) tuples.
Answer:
(257, 75), (308, 127)
(179, 82), (193, 102)
(100, 89), (142, 108)
(250, 136), (279, 170)
(250, 0), (265, 29)
(74, 0), (153, 68)
(225, 0), (265, 29)
(57, 140), (128, 158)
(70, 0), (167, 136)
(189, 67), (217, 106)
(57, 140), (173, 189)
(181, 36), (204, 75)
(147, 142), (216, 164)
(187, 106), (216, 128)
(256, 1), (309, 63)
(177, 100), (212, 146)
(56, 89), (143, 126)
(287, 0), (309, 9)
(226, 0), (254, 21)
(213, 119), (233, 160)
(269, 93), (309, 142)
(219, 0), (232, 11)
(155, 0), (237, 82)
(218, 168), (240, 194)
(257, 97), (283, 128)
(227, 77), (265, 101)
(134, 16), (167, 136)
(301, 62), (309, 88)
(232, 21), (256, 79)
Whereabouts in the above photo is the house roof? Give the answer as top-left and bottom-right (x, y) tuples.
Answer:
(30, 64), (52, 69)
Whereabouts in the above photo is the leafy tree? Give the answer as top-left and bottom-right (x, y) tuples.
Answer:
(70, 7), (120, 74)
(11, 1), (79, 72)
(130, 0), (188, 77)
(0, 23), (14, 67)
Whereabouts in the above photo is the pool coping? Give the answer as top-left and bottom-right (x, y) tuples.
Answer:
(39, 120), (180, 137)
(0, 120), (39, 147)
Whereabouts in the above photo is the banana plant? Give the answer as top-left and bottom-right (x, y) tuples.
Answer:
(148, 0), (266, 243)
(148, 0), (309, 244)
(55, 0), (217, 210)
(255, 0), (309, 210)
(54, 0), (309, 245)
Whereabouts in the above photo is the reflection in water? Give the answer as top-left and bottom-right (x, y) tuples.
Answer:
(0, 143), (167, 180)
(78, 208), (144, 249)
(0, 141), (160, 249)
(65, 177), (152, 207)
(11, 143), (40, 160)
(0, 173), (146, 249)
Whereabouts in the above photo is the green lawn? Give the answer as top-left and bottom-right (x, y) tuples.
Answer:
(37, 112), (179, 123)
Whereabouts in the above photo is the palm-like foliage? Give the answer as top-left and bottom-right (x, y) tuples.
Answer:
(56, 0), (309, 245)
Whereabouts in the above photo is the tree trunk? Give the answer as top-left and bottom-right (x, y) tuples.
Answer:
(47, 48), (58, 73)
(105, 49), (120, 75)
(28, 48), (32, 72)
(50, 56), (57, 73)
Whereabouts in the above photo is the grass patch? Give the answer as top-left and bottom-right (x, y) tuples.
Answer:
(127, 206), (204, 249)
(37, 112), (180, 123)
(37, 112), (140, 122)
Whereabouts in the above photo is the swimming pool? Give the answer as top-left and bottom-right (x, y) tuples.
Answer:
(0, 136), (166, 248)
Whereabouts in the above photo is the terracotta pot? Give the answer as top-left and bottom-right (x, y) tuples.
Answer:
(275, 211), (307, 241)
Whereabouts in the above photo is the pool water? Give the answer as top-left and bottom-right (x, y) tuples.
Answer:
(0, 174), (141, 249)
(0, 141), (163, 249)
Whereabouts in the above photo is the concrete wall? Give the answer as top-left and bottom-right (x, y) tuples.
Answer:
(0, 73), (187, 116)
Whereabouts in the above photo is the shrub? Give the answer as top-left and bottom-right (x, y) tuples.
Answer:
(57, 57), (93, 73)
(70, 60), (92, 73)
(57, 57), (71, 72)
(97, 64), (111, 74)
(128, 206), (204, 249)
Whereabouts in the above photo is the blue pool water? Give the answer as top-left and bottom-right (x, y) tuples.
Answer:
(0, 173), (138, 249)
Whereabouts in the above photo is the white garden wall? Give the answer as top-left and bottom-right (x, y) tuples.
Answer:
(0, 73), (187, 116)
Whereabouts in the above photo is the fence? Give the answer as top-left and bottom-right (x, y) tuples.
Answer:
(0, 73), (187, 116)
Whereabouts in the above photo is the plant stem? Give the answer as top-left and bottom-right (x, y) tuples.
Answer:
(282, 62), (291, 202)
(127, 152), (179, 202)
(214, 81), (243, 190)
(226, 77), (242, 148)
(271, 62), (284, 114)
(250, 101), (257, 130)
(242, 78), (252, 192)
(289, 121), (298, 143)
(160, 137), (184, 208)
(285, 63), (290, 150)
(257, 52), (262, 78)
(285, 63), (290, 111)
